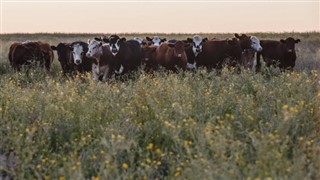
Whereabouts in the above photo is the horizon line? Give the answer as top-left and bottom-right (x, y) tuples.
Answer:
(1, 31), (320, 35)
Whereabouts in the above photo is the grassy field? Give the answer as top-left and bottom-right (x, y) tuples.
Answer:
(0, 33), (320, 179)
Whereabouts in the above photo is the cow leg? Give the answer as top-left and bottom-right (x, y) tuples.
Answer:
(45, 59), (51, 71)
(256, 52), (262, 72)
(101, 65), (110, 82)
(92, 64), (99, 81)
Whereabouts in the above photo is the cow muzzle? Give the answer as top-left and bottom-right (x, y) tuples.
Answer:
(75, 59), (81, 65)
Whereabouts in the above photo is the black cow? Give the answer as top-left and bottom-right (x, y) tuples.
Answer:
(256, 37), (300, 71)
(101, 35), (142, 75)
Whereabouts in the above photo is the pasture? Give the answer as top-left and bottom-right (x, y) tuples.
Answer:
(0, 32), (320, 179)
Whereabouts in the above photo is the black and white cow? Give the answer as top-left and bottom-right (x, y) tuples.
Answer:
(101, 35), (142, 74)
(146, 36), (167, 46)
(184, 35), (208, 69)
(69, 41), (95, 73)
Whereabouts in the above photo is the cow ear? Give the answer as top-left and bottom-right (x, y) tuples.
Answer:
(146, 37), (152, 41)
(184, 43), (192, 48)
(295, 39), (301, 43)
(161, 38), (166, 42)
(235, 33), (240, 38)
(228, 38), (238, 45)
(202, 38), (208, 42)
(280, 39), (286, 43)
(102, 38), (109, 43)
(94, 37), (102, 41)
(68, 45), (73, 51)
(51, 46), (57, 50)
(188, 38), (193, 43)
(87, 39), (91, 44)
(168, 43), (175, 48)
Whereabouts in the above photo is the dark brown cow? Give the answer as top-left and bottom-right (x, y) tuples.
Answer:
(256, 37), (300, 71)
(194, 38), (242, 70)
(141, 45), (158, 71)
(51, 43), (74, 73)
(8, 41), (54, 71)
(37, 41), (54, 70)
(235, 33), (252, 53)
(155, 41), (188, 71)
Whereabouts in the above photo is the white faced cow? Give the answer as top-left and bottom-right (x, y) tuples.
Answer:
(69, 41), (93, 73)
(86, 38), (113, 81)
(100, 35), (142, 75)
(234, 34), (263, 71)
(146, 36), (166, 46)
(185, 35), (208, 69)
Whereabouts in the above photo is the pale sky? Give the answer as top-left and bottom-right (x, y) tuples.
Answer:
(1, 0), (319, 33)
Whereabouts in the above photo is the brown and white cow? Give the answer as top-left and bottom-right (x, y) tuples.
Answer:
(256, 37), (300, 71)
(193, 38), (242, 70)
(8, 41), (54, 71)
(86, 38), (113, 81)
(237, 35), (263, 70)
(155, 41), (188, 71)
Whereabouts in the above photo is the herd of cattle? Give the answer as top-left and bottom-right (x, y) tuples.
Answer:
(8, 34), (300, 81)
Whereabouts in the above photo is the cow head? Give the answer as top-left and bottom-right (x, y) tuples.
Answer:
(235, 33), (252, 52)
(86, 39), (103, 58)
(228, 38), (242, 60)
(168, 41), (187, 60)
(133, 37), (143, 45)
(146, 36), (166, 46)
(250, 36), (263, 52)
(103, 35), (126, 56)
(280, 37), (300, 53)
(142, 45), (157, 63)
(69, 42), (88, 65)
(186, 35), (208, 56)
(51, 43), (73, 72)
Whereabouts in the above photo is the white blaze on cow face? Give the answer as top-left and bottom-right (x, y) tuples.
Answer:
(192, 35), (203, 56)
(87, 40), (102, 58)
(72, 44), (84, 65)
(250, 36), (263, 52)
(152, 36), (162, 46)
(110, 39), (120, 56)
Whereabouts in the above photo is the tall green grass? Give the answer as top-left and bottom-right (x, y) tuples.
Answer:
(0, 32), (320, 179)
(0, 67), (319, 179)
